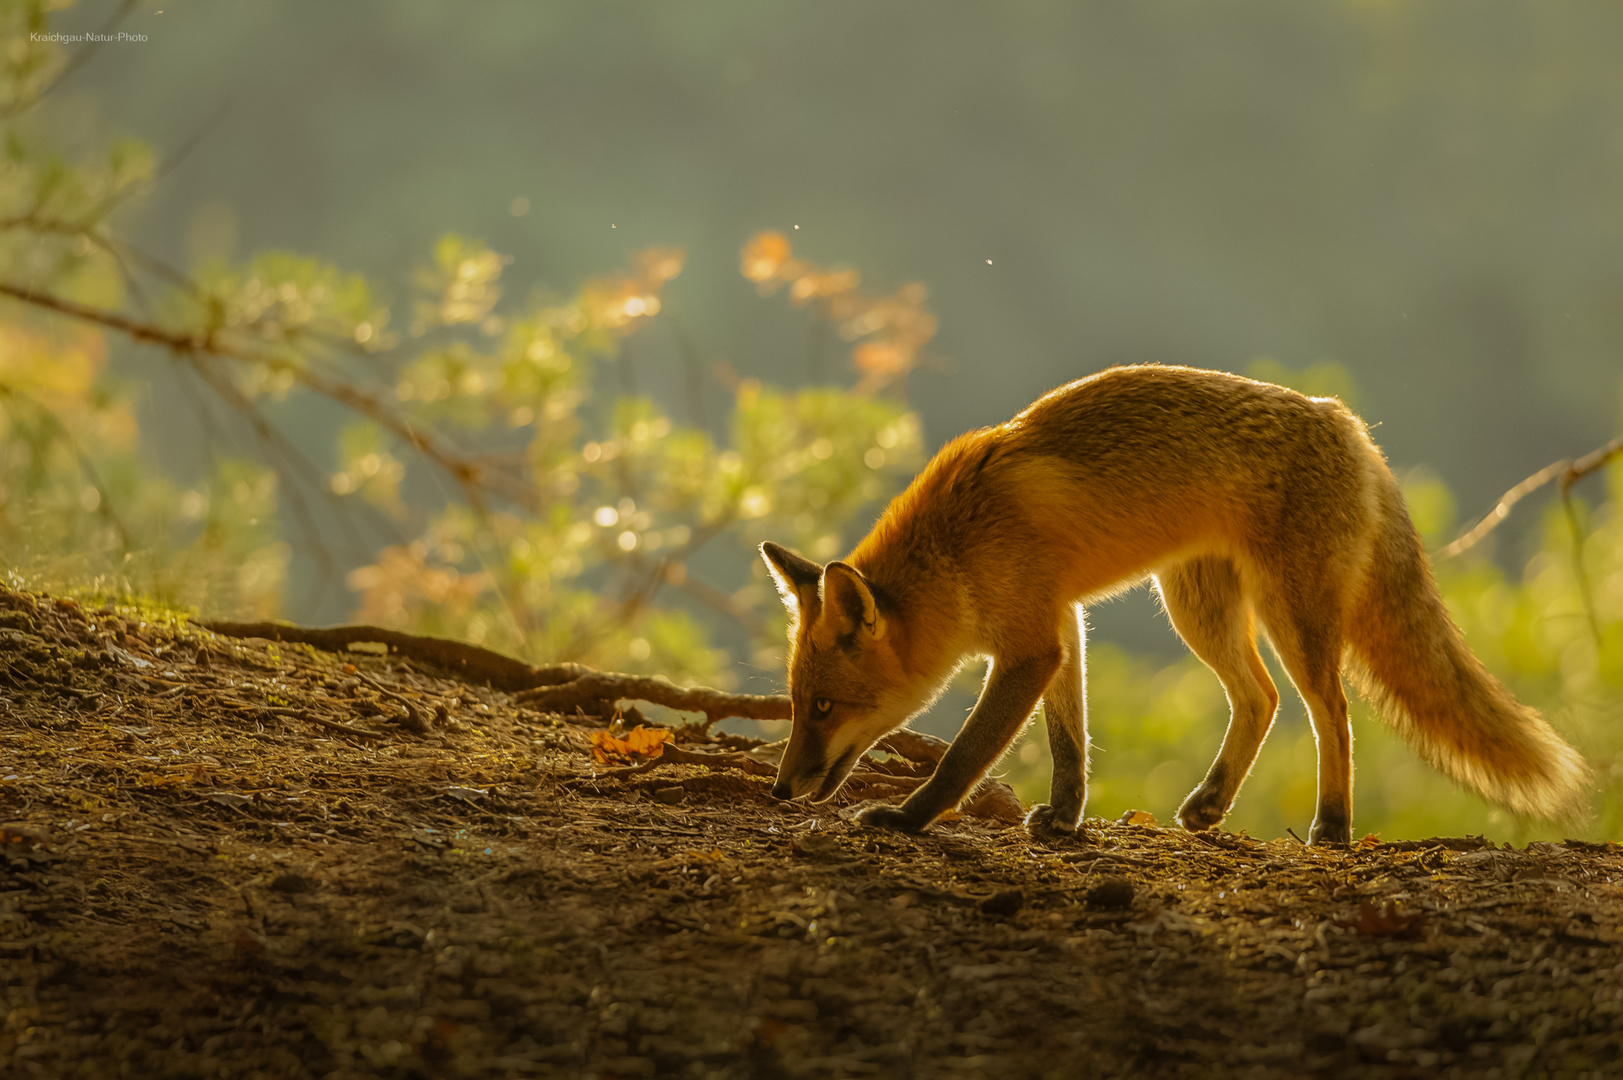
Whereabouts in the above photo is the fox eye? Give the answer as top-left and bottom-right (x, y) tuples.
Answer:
(811, 698), (834, 719)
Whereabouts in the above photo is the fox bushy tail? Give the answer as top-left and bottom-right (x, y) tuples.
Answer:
(1343, 478), (1590, 823)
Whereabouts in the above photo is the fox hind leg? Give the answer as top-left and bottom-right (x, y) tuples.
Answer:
(1025, 605), (1087, 836)
(1256, 587), (1354, 845)
(1158, 558), (1280, 832)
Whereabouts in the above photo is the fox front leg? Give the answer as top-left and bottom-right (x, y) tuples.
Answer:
(1024, 606), (1087, 836)
(857, 650), (1061, 833)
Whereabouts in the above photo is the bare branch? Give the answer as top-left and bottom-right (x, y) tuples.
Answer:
(670, 571), (764, 636)
(0, 280), (537, 512)
(180, 357), (341, 599)
(1440, 436), (1623, 558)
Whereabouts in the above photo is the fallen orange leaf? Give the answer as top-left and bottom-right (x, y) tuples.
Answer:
(590, 724), (674, 765)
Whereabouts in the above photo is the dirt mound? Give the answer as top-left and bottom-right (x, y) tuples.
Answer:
(2, 583), (1622, 1078)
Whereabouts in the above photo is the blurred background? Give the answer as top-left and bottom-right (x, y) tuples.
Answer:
(6, 0), (1622, 842)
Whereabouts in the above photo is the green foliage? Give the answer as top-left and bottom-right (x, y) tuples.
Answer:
(324, 235), (924, 686)
(184, 252), (384, 362)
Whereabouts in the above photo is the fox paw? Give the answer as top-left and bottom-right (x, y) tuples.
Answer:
(855, 803), (928, 833)
(1308, 805), (1351, 846)
(1176, 783), (1228, 832)
(1023, 803), (1080, 837)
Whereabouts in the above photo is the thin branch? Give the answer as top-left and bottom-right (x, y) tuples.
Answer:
(1440, 436), (1623, 558)
(557, 511), (744, 660)
(0, 280), (536, 512)
(147, 100), (232, 187)
(601, 742), (777, 779)
(180, 356), (342, 613)
(1, 275), (533, 632)
(660, 309), (711, 431)
(102, 233), (201, 294)
(670, 571), (764, 636)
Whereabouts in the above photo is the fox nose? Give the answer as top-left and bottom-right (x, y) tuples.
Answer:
(771, 780), (793, 800)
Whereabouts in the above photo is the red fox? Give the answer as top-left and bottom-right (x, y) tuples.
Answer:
(761, 364), (1589, 843)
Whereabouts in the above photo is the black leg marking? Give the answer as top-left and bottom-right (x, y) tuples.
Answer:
(1309, 801), (1351, 846)
(1176, 762), (1230, 831)
(1024, 801), (1081, 836)
(856, 802), (931, 833)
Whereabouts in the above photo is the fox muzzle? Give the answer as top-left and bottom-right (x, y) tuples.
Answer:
(772, 746), (860, 803)
(770, 769), (823, 801)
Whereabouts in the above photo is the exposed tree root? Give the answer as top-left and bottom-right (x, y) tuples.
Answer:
(195, 619), (792, 725)
(512, 671), (790, 726)
(196, 620), (580, 691)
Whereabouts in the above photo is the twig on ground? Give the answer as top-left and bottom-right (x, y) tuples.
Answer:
(260, 705), (385, 742)
(354, 671), (438, 735)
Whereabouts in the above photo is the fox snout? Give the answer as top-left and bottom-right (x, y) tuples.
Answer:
(772, 745), (860, 803)
(770, 762), (829, 802)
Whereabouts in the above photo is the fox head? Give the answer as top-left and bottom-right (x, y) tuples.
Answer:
(760, 541), (921, 802)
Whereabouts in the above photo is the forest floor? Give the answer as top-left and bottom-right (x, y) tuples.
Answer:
(3, 583), (1623, 1080)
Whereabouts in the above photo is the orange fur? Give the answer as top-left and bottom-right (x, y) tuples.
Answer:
(762, 364), (1591, 842)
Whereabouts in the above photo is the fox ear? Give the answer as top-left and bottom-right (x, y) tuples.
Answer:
(817, 561), (886, 645)
(761, 541), (823, 615)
